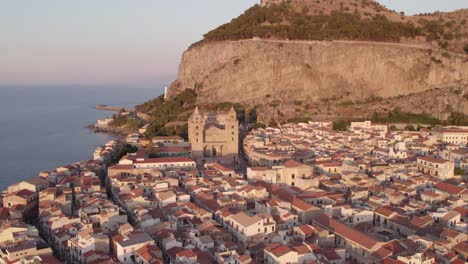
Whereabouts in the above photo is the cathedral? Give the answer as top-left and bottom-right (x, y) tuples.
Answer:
(188, 106), (239, 161)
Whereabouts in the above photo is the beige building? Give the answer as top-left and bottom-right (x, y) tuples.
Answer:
(223, 211), (276, 244)
(435, 128), (468, 145)
(188, 107), (239, 161)
(247, 160), (318, 189)
(416, 156), (454, 179)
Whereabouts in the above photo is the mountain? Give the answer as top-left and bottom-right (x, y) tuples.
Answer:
(202, 0), (468, 53)
(143, 0), (468, 130)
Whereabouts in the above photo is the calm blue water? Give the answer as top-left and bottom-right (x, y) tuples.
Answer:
(0, 85), (164, 191)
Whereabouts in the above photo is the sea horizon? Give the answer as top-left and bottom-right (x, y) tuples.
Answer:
(0, 84), (164, 191)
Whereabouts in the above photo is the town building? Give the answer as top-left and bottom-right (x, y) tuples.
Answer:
(416, 156), (455, 179)
(188, 107), (239, 162)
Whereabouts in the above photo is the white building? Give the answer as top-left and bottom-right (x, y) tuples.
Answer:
(247, 160), (318, 189)
(224, 212), (276, 244)
(120, 157), (196, 170)
(115, 231), (154, 264)
(435, 128), (468, 145)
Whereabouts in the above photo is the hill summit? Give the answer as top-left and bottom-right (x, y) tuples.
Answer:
(202, 0), (467, 53)
(139, 0), (467, 136)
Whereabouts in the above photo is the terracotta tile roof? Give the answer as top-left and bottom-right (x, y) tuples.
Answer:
(13, 189), (35, 198)
(297, 224), (316, 235)
(292, 197), (314, 211)
(284, 160), (304, 168)
(410, 215), (433, 228)
(438, 128), (468, 133)
(453, 242), (468, 255)
(418, 156), (449, 164)
(314, 214), (379, 250)
(442, 228), (462, 239)
(321, 247), (342, 260)
(375, 206), (396, 217)
(320, 161), (342, 167)
(108, 164), (133, 170)
(134, 157), (194, 164)
(420, 191), (440, 198)
(383, 258), (406, 264)
(452, 206), (468, 217)
(267, 244), (292, 257)
(434, 182), (464, 195)
(293, 244), (312, 255)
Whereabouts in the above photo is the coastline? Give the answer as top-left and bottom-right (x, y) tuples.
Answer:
(87, 124), (130, 138)
(0, 85), (163, 191)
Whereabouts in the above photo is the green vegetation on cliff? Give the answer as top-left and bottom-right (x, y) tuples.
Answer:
(112, 144), (138, 164)
(332, 120), (351, 131)
(371, 109), (442, 125)
(329, 109), (468, 131)
(204, 3), (421, 42)
(136, 89), (197, 139)
(109, 114), (142, 132)
(372, 110), (468, 126)
(208, 102), (246, 123)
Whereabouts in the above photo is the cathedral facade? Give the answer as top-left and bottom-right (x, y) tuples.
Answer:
(188, 107), (239, 161)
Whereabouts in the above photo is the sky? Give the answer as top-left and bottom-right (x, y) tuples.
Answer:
(1, 0), (467, 87)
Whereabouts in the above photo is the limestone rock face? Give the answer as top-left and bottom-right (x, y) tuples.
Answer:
(167, 40), (468, 118)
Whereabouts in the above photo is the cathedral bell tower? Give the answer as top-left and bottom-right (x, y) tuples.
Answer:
(226, 106), (239, 161)
(189, 106), (204, 158)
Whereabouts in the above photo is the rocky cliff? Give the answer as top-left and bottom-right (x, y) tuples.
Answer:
(162, 0), (468, 124)
(167, 39), (467, 121)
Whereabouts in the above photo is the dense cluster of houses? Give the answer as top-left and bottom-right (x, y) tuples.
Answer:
(1, 120), (467, 264)
(0, 141), (117, 263)
(241, 121), (468, 263)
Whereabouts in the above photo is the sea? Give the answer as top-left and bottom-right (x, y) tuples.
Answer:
(0, 85), (164, 191)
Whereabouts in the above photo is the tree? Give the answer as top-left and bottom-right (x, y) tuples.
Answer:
(269, 119), (279, 128)
(332, 120), (351, 131)
(253, 123), (266, 129)
(454, 168), (465, 175)
(112, 144), (138, 163)
(448, 111), (468, 126)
